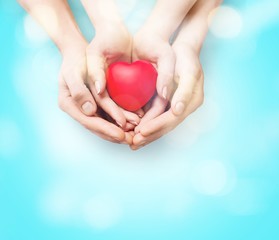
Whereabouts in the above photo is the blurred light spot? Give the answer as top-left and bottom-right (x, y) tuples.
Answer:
(40, 185), (77, 222)
(243, 1), (279, 36)
(166, 126), (199, 149)
(83, 194), (122, 230)
(226, 180), (268, 215)
(24, 15), (49, 44)
(40, 113), (101, 167)
(31, 48), (61, 90)
(165, 98), (220, 148)
(208, 6), (243, 38)
(191, 160), (230, 195)
(186, 98), (221, 134)
(0, 119), (21, 158)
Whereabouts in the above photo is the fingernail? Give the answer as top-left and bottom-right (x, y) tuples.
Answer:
(130, 121), (139, 126)
(175, 102), (185, 115)
(95, 81), (101, 95)
(116, 121), (123, 128)
(162, 86), (168, 100)
(82, 101), (94, 115)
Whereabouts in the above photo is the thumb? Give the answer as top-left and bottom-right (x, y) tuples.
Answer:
(171, 75), (195, 116)
(86, 52), (107, 95)
(62, 73), (97, 116)
(156, 48), (175, 101)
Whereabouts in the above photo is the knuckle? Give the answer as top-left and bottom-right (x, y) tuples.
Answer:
(190, 63), (203, 80)
(71, 87), (86, 102)
(158, 71), (174, 83)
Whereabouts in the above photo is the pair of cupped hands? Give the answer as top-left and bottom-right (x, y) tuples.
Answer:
(58, 1), (215, 150)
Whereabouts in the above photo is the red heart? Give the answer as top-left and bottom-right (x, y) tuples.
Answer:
(106, 60), (157, 111)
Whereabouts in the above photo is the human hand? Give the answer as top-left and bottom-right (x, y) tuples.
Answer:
(130, 0), (224, 150)
(58, 73), (133, 144)
(130, 44), (204, 150)
(130, 0), (202, 140)
(81, 0), (141, 130)
(86, 22), (141, 129)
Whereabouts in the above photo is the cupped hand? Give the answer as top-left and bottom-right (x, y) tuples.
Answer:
(86, 22), (140, 129)
(130, 44), (204, 150)
(132, 29), (176, 133)
(133, 29), (175, 101)
(58, 73), (134, 145)
(58, 37), (135, 144)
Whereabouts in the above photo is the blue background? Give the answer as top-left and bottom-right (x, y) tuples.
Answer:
(1, 0), (279, 239)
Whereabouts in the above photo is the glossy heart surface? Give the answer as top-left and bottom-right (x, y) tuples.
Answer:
(106, 60), (157, 111)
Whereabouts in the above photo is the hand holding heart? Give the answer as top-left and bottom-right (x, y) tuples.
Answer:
(20, 0), (217, 149)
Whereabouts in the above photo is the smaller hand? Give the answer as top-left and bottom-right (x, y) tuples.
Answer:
(133, 29), (175, 101)
(132, 29), (175, 132)
(86, 22), (140, 128)
(131, 44), (204, 150)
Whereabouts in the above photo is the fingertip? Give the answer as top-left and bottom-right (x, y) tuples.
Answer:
(122, 132), (133, 145)
(172, 101), (185, 116)
(112, 130), (126, 143)
(162, 86), (168, 100)
(81, 101), (96, 116)
(95, 80), (101, 95)
(136, 109), (145, 118)
(130, 145), (140, 151)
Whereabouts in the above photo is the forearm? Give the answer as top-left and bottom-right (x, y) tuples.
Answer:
(18, 0), (85, 54)
(80, 0), (124, 31)
(174, 0), (223, 53)
(142, 0), (197, 40)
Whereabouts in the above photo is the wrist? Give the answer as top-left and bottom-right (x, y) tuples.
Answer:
(142, 0), (196, 41)
(141, 17), (178, 41)
(172, 37), (203, 55)
(60, 34), (88, 58)
(81, 0), (124, 32)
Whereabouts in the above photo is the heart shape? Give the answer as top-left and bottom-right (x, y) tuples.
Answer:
(106, 60), (157, 111)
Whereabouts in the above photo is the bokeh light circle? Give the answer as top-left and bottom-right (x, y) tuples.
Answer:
(208, 6), (243, 38)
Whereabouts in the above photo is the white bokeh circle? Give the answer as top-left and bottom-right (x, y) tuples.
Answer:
(191, 160), (230, 195)
(83, 194), (122, 230)
(208, 6), (243, 39)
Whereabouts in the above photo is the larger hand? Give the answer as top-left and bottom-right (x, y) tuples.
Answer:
(131, 44), (204, 150)
(131, 0), (222, 150)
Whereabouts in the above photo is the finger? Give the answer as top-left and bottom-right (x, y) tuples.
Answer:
(63, 72), (97, 116)
(171, 74), (196, 116)
(90, 85), (127, 128)
(140, 80), (204, 137)
(121, 108), (141, 126)
(124, 132), (134, 145)
(135, 108), (145, 118)
(86, 51), (106, 95)
(132, 131), (166, 149)
(135, 95), (168, 133)
(123, 123), (136, 132)
(156, 48), (175, 100)
(58, 78), (125, 143)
